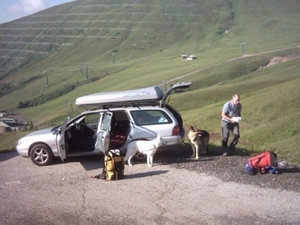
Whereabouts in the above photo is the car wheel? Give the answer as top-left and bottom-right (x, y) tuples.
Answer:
(134, 152), (147, 161)
(30, 144), (54, 166)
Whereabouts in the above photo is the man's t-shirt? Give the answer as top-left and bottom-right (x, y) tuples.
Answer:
(222, 100), (242, 123)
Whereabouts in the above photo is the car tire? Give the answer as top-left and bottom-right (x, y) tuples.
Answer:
(133, 152), (147, 161)
(30, 144), (54, 166)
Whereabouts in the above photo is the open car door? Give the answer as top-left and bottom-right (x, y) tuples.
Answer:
(160, 82), (191, 107)
(95, 112), (113, 154)
(57, 117), (70, 161)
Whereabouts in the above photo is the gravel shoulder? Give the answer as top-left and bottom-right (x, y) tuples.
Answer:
(165, 146), (300, 193)
(1, 150), (300, 225)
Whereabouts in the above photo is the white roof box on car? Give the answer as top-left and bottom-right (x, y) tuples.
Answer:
(76, 86), (163, 108)
(75, 82), (191, 108)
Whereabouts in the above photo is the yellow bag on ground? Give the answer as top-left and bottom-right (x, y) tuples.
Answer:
(104, 149), (125, 181)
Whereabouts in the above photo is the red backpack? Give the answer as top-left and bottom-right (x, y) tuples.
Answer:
(245, 151), (278, 175)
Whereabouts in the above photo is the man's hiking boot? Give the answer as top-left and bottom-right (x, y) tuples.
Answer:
(229, 145), (236, 155)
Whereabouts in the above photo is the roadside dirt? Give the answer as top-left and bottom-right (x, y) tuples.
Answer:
(1, 150), (300, 225)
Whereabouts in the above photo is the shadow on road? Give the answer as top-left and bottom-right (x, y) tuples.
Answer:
(277, 167), (300, 174)
(0, 150), (19, 162)
(124, 170), (169, 179)
(50, 155), (103, 171)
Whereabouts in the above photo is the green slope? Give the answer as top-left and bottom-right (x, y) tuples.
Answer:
(0, 0), (300, 164)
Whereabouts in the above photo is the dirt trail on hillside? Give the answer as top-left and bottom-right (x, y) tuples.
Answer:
(165, 46), (300, 85)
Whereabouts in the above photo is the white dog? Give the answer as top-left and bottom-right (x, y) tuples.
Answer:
(124, 134), (167, 167)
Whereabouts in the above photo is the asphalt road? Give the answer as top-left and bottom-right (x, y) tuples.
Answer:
(1, 151), (300, 225)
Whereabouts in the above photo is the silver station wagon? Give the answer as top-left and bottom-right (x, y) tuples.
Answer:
(16, 82), (191, 166)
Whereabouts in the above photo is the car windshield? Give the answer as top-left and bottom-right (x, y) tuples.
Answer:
(131, 110), (171, 125)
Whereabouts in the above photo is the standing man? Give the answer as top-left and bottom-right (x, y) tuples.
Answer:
(221, 94), (242, 156)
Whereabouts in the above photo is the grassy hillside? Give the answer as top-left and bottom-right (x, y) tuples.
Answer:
(0, 0), (300, 164)
(174, 54), (300, 163)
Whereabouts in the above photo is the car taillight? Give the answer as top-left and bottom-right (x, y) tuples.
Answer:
(172, 125), (180, 136)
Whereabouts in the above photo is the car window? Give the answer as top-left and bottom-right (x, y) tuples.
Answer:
(84, 113), (100, 124)
(74, 113), (99, 125)
(101, 113), (112, 131)
(131, 110), (171, 125)
(113, 110), (128, 121)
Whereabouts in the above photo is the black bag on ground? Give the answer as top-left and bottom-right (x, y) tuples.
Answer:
(104, 149), (125, 181)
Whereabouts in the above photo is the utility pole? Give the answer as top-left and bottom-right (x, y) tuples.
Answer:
(85, 63), (88, 80)
(240, 43), (246, 55)
(69, 102), (73, 112)
(44, 71), (49, 87)
(281, 24), (285, 35)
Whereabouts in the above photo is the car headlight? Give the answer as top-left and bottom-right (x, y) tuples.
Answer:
(17, 140), (22, 145)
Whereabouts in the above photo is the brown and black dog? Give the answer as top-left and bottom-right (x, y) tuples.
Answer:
(188, 126), (210, 159)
